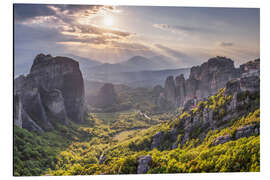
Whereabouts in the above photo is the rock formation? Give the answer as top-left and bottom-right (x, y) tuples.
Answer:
(14, 54), (86, 132)
(160, 57), (259, 108)
(151, 131), (163, 149)
(175, 74), (186, 107)
(95, 83), (117, 108)
(164, 76), (176, 105)
(213, 124), (259, 146)
(149, 57), (260, 149)
(239, 58), (260, 77)
(137, 155), (152, 174)
(186, 56), (239, 98)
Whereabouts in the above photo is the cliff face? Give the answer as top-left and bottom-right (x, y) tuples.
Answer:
(164, 76), (176, 105)
(150, 73), (260, 150)
(160, 57), (259, 108)
(14, 54), (86, 132)
(187, 57), (239, 98)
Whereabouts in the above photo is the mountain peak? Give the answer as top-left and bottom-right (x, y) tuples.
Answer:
(127, 56), (150, 62)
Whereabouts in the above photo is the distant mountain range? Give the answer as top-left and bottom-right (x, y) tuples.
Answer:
(82, 55), (189, 87)
(87, 55), (178, 75)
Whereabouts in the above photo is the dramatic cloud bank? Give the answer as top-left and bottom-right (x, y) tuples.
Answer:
(14, 5), (260, 75)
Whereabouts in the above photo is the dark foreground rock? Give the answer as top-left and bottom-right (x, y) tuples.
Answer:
(137, 155), (152, 174)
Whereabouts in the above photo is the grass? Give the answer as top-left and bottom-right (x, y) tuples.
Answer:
(113, 129), (140, 141)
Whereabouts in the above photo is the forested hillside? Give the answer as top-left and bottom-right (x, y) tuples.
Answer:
(14, 86), (260, 175)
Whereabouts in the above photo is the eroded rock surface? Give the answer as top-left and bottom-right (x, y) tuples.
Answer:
(14, 53), (86, 132)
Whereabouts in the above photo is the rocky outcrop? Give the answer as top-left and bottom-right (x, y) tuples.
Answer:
(164, 76), (176, 105)
(161, 57), (239, 107)
(188, 57), (239, 98)
(137, 155), (152, 174)
(170, 73), (259, 145)
(240, 76), (260, 92)
(175, 74), (186, 107)
(14, 54), (86, 132)
(213, 134), (231, 146)
(213, 124), (259, 146)
(240, 58), (260, 77)
(160, 57), (259, 108)
(148, 57), (260, 150)
(225, 75), (259, 95)
(235, 124), (259, 139)
(95, 83), (117, 107)
(151, 131), (163, 149)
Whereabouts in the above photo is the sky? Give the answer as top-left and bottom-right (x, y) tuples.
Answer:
(14, 4), (260, 74)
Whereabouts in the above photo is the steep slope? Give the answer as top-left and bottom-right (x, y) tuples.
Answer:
(14, 54), (86, 132)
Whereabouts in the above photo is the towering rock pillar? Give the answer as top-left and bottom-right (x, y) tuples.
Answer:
(164, 76), (176, 105)
(14, 53), (86, 132)
(175, 74), (186, 106)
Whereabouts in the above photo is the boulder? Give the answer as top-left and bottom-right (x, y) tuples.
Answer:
(137, 155), (152, 174)
(213, 134), (231, 146)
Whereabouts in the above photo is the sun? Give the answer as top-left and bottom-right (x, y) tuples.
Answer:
(103, 16), (114, 27)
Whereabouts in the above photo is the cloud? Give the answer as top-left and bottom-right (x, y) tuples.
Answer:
(14, 4), (115, 22)
(68, 24), (131, 37)
(14, 4), (56, 22)
(218, 41), (234, 47)
(14, 4), (131, 46)
(153, 23), (215, 34)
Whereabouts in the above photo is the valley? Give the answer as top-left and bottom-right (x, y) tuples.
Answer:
(13, 54), (260, 175)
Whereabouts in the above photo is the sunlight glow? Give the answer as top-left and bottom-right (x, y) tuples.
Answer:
(103, 16), (114, 27)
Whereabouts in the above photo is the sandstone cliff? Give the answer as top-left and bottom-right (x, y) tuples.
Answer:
(14, 54), (86, 132)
